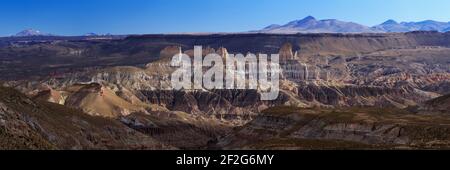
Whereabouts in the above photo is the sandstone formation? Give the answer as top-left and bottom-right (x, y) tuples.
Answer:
(1, 32), (449, 149)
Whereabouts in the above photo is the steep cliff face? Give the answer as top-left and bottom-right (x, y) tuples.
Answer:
(296, 83), (432, 108)
(279, 43), (296, 60)
(140, 89), (291, 123)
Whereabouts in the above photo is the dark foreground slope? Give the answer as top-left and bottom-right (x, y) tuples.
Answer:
(409, 94), (450, 115)
(0, 86), (170, 149)
(0, 85), (230, 149)
(219, 106), (450, 150)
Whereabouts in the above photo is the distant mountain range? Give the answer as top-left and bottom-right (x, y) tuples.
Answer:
(11, 16), (450, 37)
(84, 32), (113, 36)
(374, 19), (450, 32)
(258, 16), (450, 33)
(13, 29), (113, 37)
(14, 29), (53, 37)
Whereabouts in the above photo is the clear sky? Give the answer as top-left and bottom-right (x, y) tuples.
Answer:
(1, 0), (450, 36)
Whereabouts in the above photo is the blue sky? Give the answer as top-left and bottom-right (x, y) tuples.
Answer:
(1, 0), (450, 36)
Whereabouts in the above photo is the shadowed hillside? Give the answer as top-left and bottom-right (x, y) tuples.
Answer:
(219, 106), (450, 149)
(0, 86), (170, 149)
